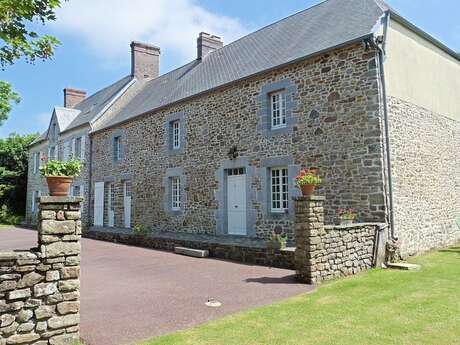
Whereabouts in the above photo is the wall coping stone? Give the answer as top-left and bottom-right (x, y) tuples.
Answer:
(292, 196), (326, 201)
(324, 222), (387, 230)
(0, 251), (19, 261)
(38, 196), (84, 204)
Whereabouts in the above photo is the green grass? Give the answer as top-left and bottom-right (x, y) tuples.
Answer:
(141, 246), (460, 345)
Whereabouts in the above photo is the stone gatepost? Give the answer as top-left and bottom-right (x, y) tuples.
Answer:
(293, 196), (325, 284)
(37, 196), (82, 344)
(0, 197), (82, 344)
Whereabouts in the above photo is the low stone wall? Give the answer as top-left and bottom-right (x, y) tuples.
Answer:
(85, 229), (295, 269)
(0, 197), (82, 345)
(294, 196), (385, 284)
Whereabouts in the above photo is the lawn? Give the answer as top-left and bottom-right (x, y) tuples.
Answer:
(142, 246), (460, 345)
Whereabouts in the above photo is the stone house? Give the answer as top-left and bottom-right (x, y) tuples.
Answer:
(27, 0), (460, 258)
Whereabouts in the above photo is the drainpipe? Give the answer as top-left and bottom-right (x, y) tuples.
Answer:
(87, 133), (93, 228)
(375, 11), (398, 242)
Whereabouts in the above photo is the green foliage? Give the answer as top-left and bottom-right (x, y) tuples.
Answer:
(0, 0), (62, 125)
(295, 168), (322, 187)
(40, 158), (82, 177)
(0, 80), (20, 125)
(0, 0), (62, 69)
(267, 231), (287, 249)
(0, 132), (38, 215)
(0, 204), (22, 225)
(133, 224), (152, 236)
(338, 208), (357, 220)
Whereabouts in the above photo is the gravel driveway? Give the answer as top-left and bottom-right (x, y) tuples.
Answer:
(0, 227), (313, 345)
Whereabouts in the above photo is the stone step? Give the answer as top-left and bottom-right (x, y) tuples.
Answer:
(174, 246), (209, 258)
(387, 262), (421, 271)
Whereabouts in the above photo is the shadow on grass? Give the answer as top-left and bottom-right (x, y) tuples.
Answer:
(438, 247), (460, 255)
(244, 274), (300, 284)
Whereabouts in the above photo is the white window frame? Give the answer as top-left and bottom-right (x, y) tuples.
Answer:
(49, 146), (57, 160)
(270, 91), (287, 129)
(270, 167), (289, 213)
(171, 177), (181, 211)
(32, 190), (40, 213)
(172, 120), (180, 149)
(75, 137), (82, 160)
(33, 152), (39, 174)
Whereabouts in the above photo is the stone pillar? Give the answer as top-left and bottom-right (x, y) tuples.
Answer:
(37, 196), (83, 344)
(293, 196), (325, 284)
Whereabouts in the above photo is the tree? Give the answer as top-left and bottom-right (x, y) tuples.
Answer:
(0, 80), (20, 125)
(0, 133), (38, 220)
(0, 0), (62, 125)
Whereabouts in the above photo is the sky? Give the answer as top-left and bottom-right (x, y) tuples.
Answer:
(1, 0), (459, 138)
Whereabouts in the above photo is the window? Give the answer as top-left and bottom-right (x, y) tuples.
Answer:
(171, 177), (181, 211)
(51, 123), (57, 141)
(172, 120), (180, 149)
(33, 152), (40, 174)
(75, 137), (82, 159)
(271, 167), (288, 212)
(73, 185), (81, 197)
(113, 136), (122, 162)
(49, 146), (57, 160)
(270, 91), (287, 129)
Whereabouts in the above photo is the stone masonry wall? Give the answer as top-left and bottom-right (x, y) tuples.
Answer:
(1, 197), (82, 345)
(388, 97), (460, 257)
(294, 196), (383, 284)
(90, 42), (387, 241)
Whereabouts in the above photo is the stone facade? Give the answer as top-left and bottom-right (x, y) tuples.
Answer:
(294, 196), (384, 284)
(90, 43), (387, 241)
(0, 197), (82, 345)
(26, 126), (91, 227)
(387, 96), (460, 257)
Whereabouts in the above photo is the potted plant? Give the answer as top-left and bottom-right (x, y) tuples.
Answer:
(338, 208), (357, 225)
(266, 231), (287, 250)
(295, 168), (322, 196)
(40, 157), (82, 196)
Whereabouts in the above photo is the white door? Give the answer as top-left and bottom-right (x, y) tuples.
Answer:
(94, 182), (104, 226)
(108, 183), (115, 227)
(227, 174), (247, 235)
(123, 181), (132, 228)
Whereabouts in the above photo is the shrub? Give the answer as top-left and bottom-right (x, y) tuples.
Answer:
(0, 205), (22, 225)
(338, 208), (357, 220)
(133, 224), (152, 236)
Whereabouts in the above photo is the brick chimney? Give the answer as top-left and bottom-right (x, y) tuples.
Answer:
(131, 41), (160, 79)
(197, 32), (223, 60)
(63, 88), (86, 108)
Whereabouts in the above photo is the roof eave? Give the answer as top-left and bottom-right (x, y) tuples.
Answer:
(90, 34), (374, 135)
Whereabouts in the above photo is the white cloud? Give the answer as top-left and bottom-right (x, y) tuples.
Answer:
(52, 0), (249, 65)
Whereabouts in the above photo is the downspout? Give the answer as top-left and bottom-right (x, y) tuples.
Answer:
(376, 11), (398, 241)
(87, 134), (93, 228)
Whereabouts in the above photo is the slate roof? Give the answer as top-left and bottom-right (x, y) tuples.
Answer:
(54, 107), (81, 132)
(93, 0), (388, 131)
(31, 75), (132, 145)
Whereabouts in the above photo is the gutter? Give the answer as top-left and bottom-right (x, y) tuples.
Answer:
(376, 11), (397, 241)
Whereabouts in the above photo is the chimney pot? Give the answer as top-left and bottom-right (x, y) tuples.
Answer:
(131, 41), (161, 79)
(197, 32), (223, 60)
(63, 88), (86, 108)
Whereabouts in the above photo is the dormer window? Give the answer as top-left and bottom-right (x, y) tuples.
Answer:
(52, 123), (57, 141)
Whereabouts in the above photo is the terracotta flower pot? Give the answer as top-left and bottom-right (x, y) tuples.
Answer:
(300, 184), (316, 196)
(46, 176), (73, 196)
